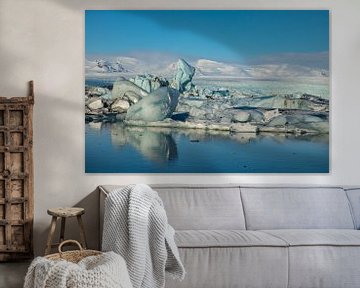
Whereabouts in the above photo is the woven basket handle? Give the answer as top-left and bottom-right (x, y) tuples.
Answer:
(58, 240), (83, 255)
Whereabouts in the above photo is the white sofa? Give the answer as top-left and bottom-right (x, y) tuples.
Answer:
(99, 185), (360, 288)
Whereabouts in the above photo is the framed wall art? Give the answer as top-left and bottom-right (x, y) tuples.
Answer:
(85, 10), (329, 173)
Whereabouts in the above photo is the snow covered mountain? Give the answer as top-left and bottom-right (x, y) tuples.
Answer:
(85, 56), (328, 80)
(85, 58), (134, 73)
(194, 59), (327, 79)
(194, 59), (251, 77)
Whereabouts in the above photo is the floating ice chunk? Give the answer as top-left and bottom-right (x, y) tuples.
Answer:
(112, 79), (148, 100)
(231, 108), (264, 123)
(171, 59), (195, 92)
(234, 95), (329, 112)
(130, 74), (169, 93)
(232, 111), (251, 123)
(123, 91), (141, 104)
(87, 98), (103, 110)
(111, 99), (130, 113)
(125, 87), (180, 122)
(268, 114), (329, 133)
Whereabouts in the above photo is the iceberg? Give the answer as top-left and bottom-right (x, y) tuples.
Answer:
(112, 78), (148, 100)
(130, 74), (169, 93)
(171, 59), (195, 92)
(125, 87), (180, 122)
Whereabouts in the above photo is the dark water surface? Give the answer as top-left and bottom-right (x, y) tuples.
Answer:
(85, 122), (329, 173)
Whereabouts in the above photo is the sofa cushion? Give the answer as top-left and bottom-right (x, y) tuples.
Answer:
(262, 229), (360, 246)
(260, 230), (360, 288)
(241, 187), (355, 230)
(100, 185), (246, 230)
(165, 247), (288, 288)
(287, 246), (360, 288)
(154, 186), (246, 230)
(175, 230), (287, 248)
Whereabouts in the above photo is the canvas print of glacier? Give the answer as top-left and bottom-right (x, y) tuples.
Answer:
(85, 10), (329, 173)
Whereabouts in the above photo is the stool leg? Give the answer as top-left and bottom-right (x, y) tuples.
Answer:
(45, 216), (57, 255)
(60, 217), (66, 243)
(77, 215), (87, 249)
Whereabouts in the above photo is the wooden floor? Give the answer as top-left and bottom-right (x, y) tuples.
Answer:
(0, 261), (30, 288)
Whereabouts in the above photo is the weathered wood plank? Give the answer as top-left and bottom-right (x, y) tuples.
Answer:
(0, 81), (34, 261)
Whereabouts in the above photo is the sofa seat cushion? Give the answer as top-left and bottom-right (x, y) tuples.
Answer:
(260, 230), (360, 288)
(262, 229), (360, 246)
(166, 246), (289, 288)
(175, 230), (288, 248)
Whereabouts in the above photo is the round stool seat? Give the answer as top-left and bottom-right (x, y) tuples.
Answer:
(47, 207), (85, 218)
(45, 207), (88, 255)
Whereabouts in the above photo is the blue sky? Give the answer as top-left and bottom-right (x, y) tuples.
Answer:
(85, 10), (329, 67)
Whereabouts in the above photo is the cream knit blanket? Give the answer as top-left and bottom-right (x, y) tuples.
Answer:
(102, 184), (185, 288)
(24, 251), (132, 288)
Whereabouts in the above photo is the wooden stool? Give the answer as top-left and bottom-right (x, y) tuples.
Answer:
(45, 207), (87, 255)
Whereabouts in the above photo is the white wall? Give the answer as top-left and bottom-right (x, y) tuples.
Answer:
(0, 0), (359, 256)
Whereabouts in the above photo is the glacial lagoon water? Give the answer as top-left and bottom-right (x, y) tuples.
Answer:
(85, 122), (329, 173)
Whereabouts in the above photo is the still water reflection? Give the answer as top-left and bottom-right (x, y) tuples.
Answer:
(85, 122), (329, 173)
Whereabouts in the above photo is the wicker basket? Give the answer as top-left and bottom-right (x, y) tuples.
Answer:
(45, 240), (102, 263)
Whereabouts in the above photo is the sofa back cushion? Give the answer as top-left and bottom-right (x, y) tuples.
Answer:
(240, 187), (355, 230)
(345, 188), (360, 229)
(153, 185), (246, 230)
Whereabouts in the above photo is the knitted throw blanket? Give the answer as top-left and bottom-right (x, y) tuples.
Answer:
(102, 184), (185, 288)
(24, 251), (133, 288)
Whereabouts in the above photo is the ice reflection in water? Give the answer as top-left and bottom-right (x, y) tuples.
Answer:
(110, 124), (178, 163)
(85, 122), (329, 173)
